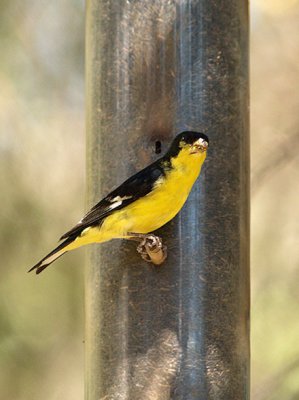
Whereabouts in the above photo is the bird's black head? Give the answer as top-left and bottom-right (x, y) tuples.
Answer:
(165, 131), (209, 158)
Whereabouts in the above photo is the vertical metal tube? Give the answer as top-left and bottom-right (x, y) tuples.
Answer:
(86, 1), (249, 399)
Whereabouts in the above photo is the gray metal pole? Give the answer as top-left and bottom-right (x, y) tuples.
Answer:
(86, 1), (249, 399)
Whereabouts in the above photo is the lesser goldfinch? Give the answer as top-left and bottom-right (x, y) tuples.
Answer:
(29, 131), (209, 274)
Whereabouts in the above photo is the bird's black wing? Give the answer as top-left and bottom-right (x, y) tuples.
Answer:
(60, 160), (166, 240)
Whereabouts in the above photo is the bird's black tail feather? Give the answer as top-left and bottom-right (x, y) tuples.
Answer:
(28, 236), (75, 274)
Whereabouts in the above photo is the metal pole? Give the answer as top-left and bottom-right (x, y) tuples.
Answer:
(86, 1), (249, 399)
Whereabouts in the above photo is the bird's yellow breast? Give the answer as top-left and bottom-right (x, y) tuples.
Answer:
(97, 148), (207, 240)
(66, 148), (206, 250)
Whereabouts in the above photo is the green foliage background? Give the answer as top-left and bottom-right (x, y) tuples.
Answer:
(0, 1), (299, 399)
(0, 1), (85, 399)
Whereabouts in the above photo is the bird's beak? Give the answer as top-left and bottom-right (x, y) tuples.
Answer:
(191, 138), (209, 154)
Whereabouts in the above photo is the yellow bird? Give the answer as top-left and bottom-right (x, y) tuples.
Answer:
(29, 131), (209, 274)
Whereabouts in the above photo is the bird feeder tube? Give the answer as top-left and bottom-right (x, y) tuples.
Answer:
(85, 1), (249, 399)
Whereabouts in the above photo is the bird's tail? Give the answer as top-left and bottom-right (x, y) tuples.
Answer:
(28, 236), (75, 274)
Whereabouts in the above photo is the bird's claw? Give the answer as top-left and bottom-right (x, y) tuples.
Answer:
(137, 234), (167, 265)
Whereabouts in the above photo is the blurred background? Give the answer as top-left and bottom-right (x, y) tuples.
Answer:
(0, 0), (298, 399)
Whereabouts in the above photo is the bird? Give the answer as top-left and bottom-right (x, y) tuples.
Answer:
(29, 131), (209, 274)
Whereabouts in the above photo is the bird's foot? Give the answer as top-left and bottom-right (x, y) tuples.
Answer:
(136, 234), (167, 265)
